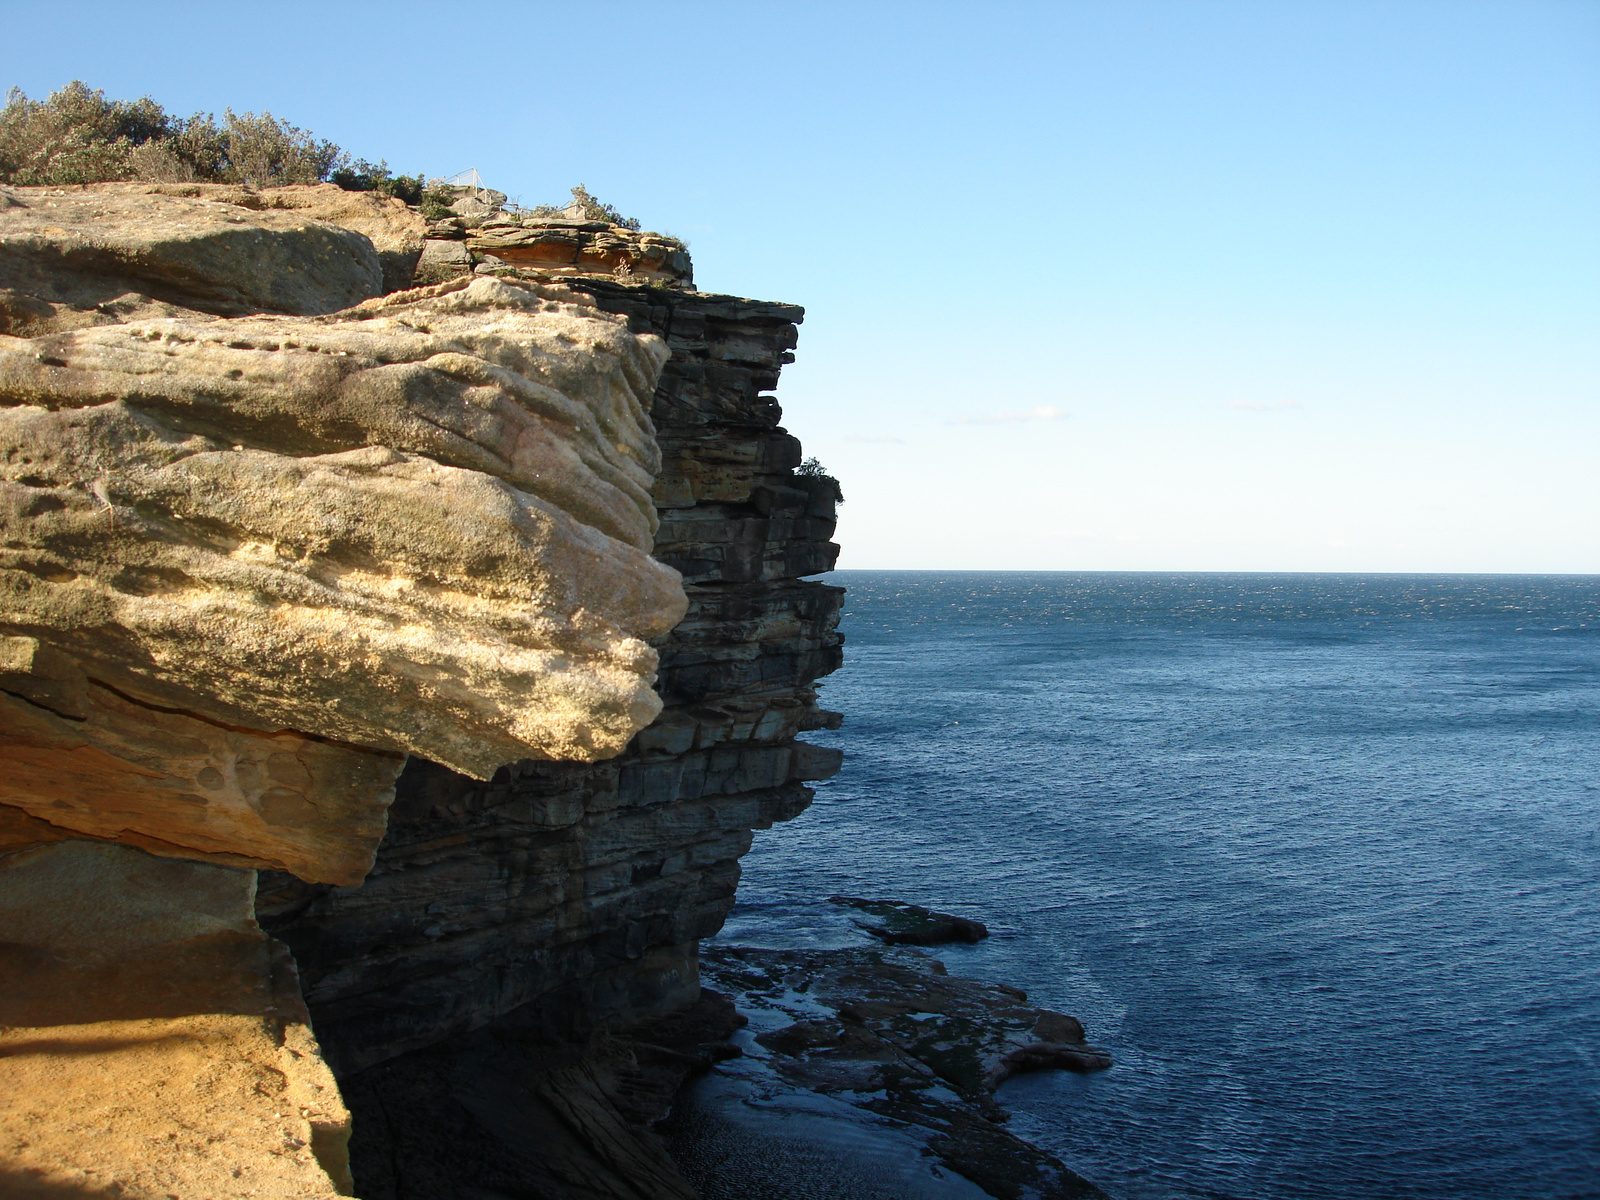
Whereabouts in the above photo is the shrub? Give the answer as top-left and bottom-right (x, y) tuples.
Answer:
(796, 457), (844, 503)
(0, 81), (418, 194)
(0, 81), (173, 184)
(417, 185), (456, 220)
(330, 158), (425, 204)
(529, 184), (642, 230)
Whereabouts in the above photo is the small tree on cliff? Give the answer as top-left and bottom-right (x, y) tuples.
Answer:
(797, 457), (844, 504)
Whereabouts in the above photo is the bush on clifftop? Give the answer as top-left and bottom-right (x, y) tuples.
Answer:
(0, 81), (420, 199)
(529, 184), (642, 231)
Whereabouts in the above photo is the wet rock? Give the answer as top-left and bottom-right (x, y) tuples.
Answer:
(672, 944), (1115, 1199)
(830, 895), (991, 945)
(707, 945), (1111, 1094)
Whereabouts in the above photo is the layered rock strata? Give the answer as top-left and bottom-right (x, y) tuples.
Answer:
(0, 174), (855, 1198)
(0, 188), (686, 878)
(418, 213), (692, 288)
(228, 216), (844, 1196)
(258, 268), (845, 1079)
(0, 183), (690, 1198)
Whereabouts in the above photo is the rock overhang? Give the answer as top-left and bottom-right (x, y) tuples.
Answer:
(0, 192), (688, 885)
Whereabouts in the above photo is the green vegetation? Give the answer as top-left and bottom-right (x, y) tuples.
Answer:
(0, 82), (657, 235)
(418, 186), (457, 220)
(0, 81), (419, 198)
(529, 184), (642, 231)
(796, 456), (844, 503)
(329, 159), (425, 204)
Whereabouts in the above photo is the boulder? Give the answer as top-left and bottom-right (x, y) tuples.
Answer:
(828, 894), (991, 945)
(415, 236), (475, 284)
(99, 182), (429, 294)
(0, 184), (390, 328)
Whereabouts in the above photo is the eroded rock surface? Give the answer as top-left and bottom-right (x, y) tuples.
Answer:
(0, 183), (693, 1198)
(0, 183), (423, 332)
(259, 277), (843, 1085)
(0, 671), (401, 882)
(0, 272), (686, 883)
(0, 841), (353, 1198)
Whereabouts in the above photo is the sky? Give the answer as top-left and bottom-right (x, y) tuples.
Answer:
(4, 0), (1596, 572)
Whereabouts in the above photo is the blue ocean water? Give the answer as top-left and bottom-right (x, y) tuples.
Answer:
(717, 572), (1600, 1200)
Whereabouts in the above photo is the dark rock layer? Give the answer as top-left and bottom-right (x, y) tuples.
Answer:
(257, 276), (844, 1081)
(338, 990), (744, 1200)
(830, 894), (993, 946)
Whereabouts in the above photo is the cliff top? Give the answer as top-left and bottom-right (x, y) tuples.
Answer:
(1, 82), (690, 284)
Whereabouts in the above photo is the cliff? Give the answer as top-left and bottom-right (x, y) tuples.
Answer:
(0, 180), (841, 1198)
(256, 259), (842, 1075)
(255, 220), (845, 1196)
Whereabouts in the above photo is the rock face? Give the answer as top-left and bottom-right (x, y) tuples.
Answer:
(0, 669), (402, 883)
(1, 258), (686, 886)
(333, 996), (742, 1200)
(258, 273), (844, 1083)
(0, 183), (695, 1197)
(0, 183), (422, 332)
(0, 840), (353, 1199)
(0, 274), (682, 777)
(417, 213), (692, 288)
(0, 172), (862, 1200)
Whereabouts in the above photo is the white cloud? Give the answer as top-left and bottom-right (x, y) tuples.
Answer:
(951, 404), (1070, 425)
(1229, 399), (1304, 411)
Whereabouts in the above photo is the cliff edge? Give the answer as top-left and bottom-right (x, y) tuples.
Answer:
(0, 181), (749, 1198)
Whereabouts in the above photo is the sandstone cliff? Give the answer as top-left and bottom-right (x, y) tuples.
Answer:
(256, 214), (845, 1197)
(0, 180), (841, 1199)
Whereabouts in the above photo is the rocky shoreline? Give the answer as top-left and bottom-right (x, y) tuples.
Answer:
(321, 897), (1115, 1200)
(675, 940), (1113, 1200)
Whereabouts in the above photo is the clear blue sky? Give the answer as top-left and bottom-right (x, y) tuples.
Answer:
(5, 1), (1596, 571)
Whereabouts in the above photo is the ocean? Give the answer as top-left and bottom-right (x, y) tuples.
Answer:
(715, 571), (1600, 1200)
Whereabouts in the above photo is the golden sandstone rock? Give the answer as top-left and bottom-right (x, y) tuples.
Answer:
(0, 183), (687, 1197)
(0, 277), (683, 782)
(0, 274), (687, 879)
(0, 841), (353, 1199)
(0, 183), (404, 329)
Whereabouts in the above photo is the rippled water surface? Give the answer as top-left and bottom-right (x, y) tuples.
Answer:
(719, 572), (1600, 1200)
